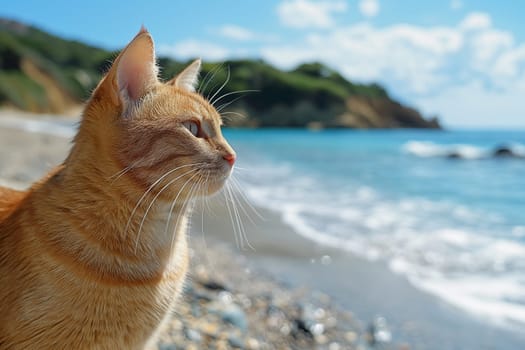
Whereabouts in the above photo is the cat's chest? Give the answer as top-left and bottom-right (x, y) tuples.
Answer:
(13, 260), (188, 350)
(24, 225), (189, 348)
(95, 261), (187, 348)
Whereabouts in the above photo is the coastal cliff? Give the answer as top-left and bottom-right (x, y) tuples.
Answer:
(0, 18), (440, 129)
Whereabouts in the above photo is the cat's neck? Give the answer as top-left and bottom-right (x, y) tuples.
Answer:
(25, 150), (192, 284)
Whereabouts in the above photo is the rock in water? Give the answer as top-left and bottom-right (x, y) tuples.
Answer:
(493, 146), (523, 158)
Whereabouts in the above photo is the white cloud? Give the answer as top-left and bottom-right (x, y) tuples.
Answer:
(158, 40), (229, 61)
(219, 25), (255, 41)
(492, 44), (525, 79)
(415, 78), (525, 128)
(262, 11), (523, 95)
(450, 0), (463, 10)
(469, 29), (514, 78)
(277, 0), (347, 29)
(260, 11), (525, 126)
(262, 23), (463, 94)
(359, 0), (380, 18)
(460, 12), (492, 31)
(216, 25), (278, 43)
(471, 30), (513, 63)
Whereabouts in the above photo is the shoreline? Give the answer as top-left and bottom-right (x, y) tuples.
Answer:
(193, 196), (525, 350)
(1, 116), (524, 349)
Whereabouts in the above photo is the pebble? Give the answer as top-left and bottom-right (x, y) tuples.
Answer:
(245, 338), (260, 350)
(151, 241), (397, 350)
(207, 301), (248, 331)
(184, 328), (202, 343)
(321, 255), (332, 265)
(228, 335), (244, 348)
(345, 331), (358, 343)
(328, 342), (341, 350)
(315, 334), (328, 344)
(158, 344), (176, 350)
(200, 321), (219, 337)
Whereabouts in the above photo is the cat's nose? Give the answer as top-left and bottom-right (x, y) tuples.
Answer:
(223, 153), (236, 166)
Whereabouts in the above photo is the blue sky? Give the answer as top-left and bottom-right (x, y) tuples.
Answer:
(2, 0), (525, 128)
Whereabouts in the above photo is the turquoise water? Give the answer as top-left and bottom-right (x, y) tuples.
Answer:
(225, 128), (525, 331)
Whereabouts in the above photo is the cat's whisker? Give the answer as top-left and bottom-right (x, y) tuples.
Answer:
(228, 182), (255, 251)
(167, 174), (201, 254)
(229, 176), (264, 224)
(174, 174), (204, 251)
(132, 167), (201, 252)
(220, 111), (247, 123)
(227, 179), (256, 226)
(199, 63), (224, 95)
(191, 191), (216, 275)
(216, 94), (253, 114)
(197, 67), (214, 95)
(108, 158), (141, 180)
(203, 170), (215, 215)
(198, 197), (212, 267)
(196, 169), (215, 217)
(124, 163), (205, 237)
(222, 186), (240, 250)
(226, 183), (243, 249)
(224, 183), (247, 251)
(133, 176), (185, 252)
(208, 66), (231, 106)
(197, 174), (210, 251)
(228, 183), (252, 251)
(230, 175), (264, 218)
(109, 159), (144, 184)
(163, 171), (201, 239)
(212, 89), (259, 110)
(230, 166), (250, 172)
(205, 65), (228, 102)
(109, 164), (134, 181)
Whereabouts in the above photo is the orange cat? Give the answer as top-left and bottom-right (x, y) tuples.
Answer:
(0, 28), (236, 349)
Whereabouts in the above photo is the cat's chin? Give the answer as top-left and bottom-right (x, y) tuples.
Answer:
(198, 175), (230, 197)
(204, 181), (228, 196)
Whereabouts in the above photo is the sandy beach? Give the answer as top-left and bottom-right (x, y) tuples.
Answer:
(1, 112), (525, 350)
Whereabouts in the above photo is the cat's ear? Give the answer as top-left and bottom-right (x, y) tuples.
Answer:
(117, 27), (158, 102)
(104, 27), (158, 106)
(168, 59), (201, 92)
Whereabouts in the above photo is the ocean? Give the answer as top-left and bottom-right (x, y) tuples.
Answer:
(224, 128), (525, 333)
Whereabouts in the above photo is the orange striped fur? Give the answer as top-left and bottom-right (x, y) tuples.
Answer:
(0, 28), (235, 349)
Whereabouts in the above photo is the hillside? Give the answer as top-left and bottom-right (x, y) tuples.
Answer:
(0, 18), (440, 129)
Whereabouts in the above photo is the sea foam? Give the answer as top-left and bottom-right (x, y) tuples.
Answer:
(236, 154), (525, 332)
(402, 140), (525, 159)
(0, 114), (77, 138)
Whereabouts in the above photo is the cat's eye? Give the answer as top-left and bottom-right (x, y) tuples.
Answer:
(183, 121), (200, 137)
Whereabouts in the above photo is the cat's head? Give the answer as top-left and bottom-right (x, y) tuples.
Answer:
(82, 28), (235, 198)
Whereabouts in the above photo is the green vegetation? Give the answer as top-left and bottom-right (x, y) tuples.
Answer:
(0, 18), (440, 128)
(0, 70), (47, 110)
(185, 60), (393, 127)
(0, 19), (117, 112)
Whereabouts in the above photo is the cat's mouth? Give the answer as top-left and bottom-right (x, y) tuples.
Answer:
(195, 165), (233, 196)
